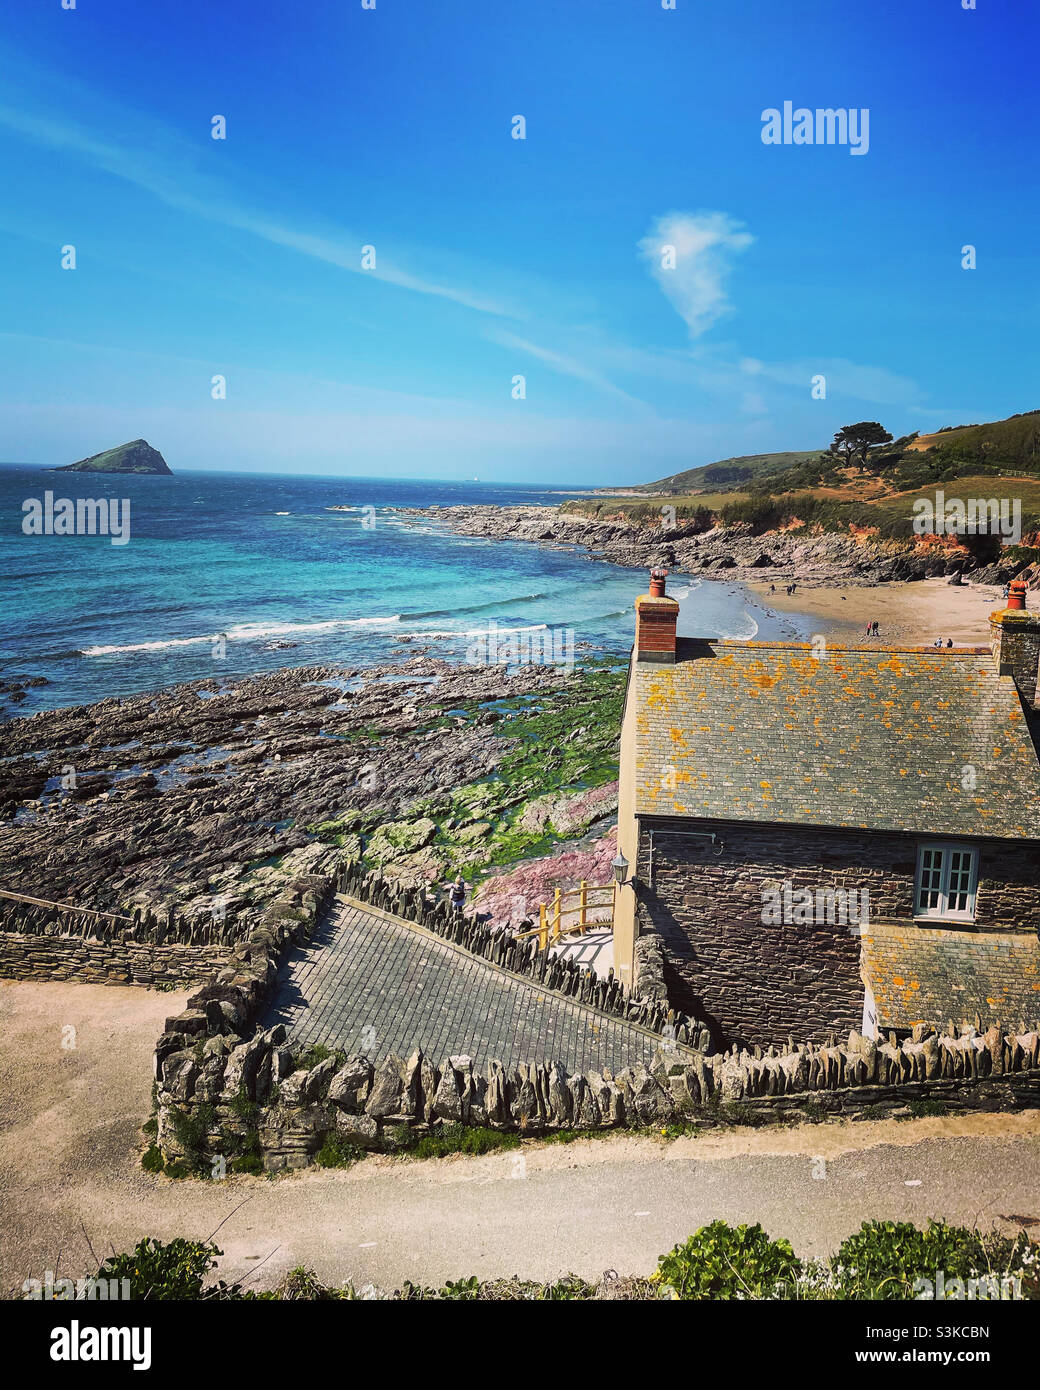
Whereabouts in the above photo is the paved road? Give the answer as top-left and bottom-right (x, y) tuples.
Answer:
(5, 979), (1040, 1294)
(261, 895), (664, 1072)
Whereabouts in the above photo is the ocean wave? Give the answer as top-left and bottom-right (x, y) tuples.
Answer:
(80, 634), (216, 656)
(719, 614), (759, 641)
(79, 613), (405, 655)
(390, 623), (551, 642)
(407, 592), (549, 620)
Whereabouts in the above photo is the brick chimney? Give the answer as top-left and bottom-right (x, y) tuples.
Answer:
(634, 567), (679, 663)
(990, 578), (1040, 708)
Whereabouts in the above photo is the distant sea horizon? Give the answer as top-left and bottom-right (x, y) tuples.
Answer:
(0, 465), (811, 715)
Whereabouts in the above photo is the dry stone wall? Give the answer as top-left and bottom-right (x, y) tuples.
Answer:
(0, 931), (231, 989)
(156, 1021), (1040, 1173)
(0, 898), (242, 987)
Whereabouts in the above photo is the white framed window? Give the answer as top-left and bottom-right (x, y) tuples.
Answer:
(914, 842), (979, 922)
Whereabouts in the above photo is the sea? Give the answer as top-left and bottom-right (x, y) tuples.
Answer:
(0, 466), (813, 715)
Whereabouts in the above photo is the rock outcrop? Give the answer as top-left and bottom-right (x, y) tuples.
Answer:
(400, 504), (1028, 588)
(53, 439), (173, 475)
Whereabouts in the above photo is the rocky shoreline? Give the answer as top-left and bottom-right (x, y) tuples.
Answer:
(400, 503), (1026, 587)
(0, 657), (625, 931)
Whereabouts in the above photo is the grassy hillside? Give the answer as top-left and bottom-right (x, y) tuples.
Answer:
(610, 411), (1040, 501)
(619, 450), (824, 495)
(906, 411), (1040, 467)
(563, 411), (1040, 543)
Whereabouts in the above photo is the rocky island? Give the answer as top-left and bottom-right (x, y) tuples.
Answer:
(52, 438), (173, 475)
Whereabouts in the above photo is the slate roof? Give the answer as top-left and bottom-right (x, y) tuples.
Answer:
(862, 919), (1040, 1031)
(633, 639), (1040, 839)
(263, 896), (667, 1072)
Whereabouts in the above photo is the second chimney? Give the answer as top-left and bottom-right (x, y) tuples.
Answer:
(635, 567), (679, 663)
(990, 578), (1040, 708)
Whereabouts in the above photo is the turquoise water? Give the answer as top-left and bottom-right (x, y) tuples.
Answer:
(0, 466), (802, 714)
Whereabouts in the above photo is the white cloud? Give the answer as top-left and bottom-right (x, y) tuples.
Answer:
(638, 211), (754, 337)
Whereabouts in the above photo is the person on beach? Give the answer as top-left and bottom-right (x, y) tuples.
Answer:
(445, 875), (466, 914)
(872, 620), (879, 636)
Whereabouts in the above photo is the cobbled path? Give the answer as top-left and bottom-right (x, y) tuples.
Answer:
(262, 895), (662, 1071)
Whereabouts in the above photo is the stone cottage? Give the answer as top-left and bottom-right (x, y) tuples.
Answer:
(614, 571), (1040, 1048)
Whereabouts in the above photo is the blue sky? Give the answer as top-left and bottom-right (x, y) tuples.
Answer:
(1, 0), (1037, 483)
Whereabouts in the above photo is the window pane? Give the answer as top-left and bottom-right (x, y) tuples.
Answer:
(947, 850), (974, 913)
(917, 847), (944, 911)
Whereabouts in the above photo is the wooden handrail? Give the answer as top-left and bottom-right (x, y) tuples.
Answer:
(517, 880), (616, 950)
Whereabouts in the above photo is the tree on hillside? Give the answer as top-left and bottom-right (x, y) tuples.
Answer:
(830, 422), (894, 467)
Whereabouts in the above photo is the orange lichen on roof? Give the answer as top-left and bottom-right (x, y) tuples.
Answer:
(632, 638), (1040, 837)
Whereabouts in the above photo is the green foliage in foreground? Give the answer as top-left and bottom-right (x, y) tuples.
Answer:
(96, 1239), (230, 1302)
(80, 1220), (1040, 1300)
(831, 1221), (1038, 1301)
(653, 1222), (800, 1300)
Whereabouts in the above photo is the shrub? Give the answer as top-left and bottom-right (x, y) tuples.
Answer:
(96, 1238), (225, 1301)
(141, 1144), (165, 1174)
(294, 1043), (346, 1072)
(831, 1220), (1021, 1300)
(169, 1103), (217, 1176)
(315, 1132), (364, 1169)
(410, 1124), (520, 1159)
(653, 1222), (801, 1299)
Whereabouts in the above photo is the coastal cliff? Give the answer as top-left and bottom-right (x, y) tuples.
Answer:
(400, 503), (1026, 588)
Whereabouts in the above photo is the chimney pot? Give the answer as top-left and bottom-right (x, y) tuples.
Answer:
(989, 577), (1040, 708)
(635, 568), (680, 663)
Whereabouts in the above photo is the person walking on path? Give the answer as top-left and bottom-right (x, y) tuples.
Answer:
(445, 875), (467, 915)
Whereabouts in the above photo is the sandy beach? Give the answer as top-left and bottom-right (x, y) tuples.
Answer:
(747, 576), (1007, 648)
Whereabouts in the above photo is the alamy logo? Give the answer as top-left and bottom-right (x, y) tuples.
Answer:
(21, 491), (130, 546)
(23, 1271), (131, 1300)
(761, 880), (869, 933)
(49, 1320), (151, 1371)
(912, 491), (1021, 546)
(465, 620), (575, 672)
(761, 101), (869, 155)
(913, 1270), (1022, 1301)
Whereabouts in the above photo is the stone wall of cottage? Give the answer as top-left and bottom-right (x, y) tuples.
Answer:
(635, 819), (1040, 1048)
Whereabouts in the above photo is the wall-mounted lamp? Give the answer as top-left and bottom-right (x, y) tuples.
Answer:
(611, 851), (630, 887)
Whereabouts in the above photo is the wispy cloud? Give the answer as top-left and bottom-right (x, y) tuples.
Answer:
(740, 355), (922, 407)
(638, 211), (754, 337)
(0, 98), (518, 318)
(487, 328), (649, 409)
